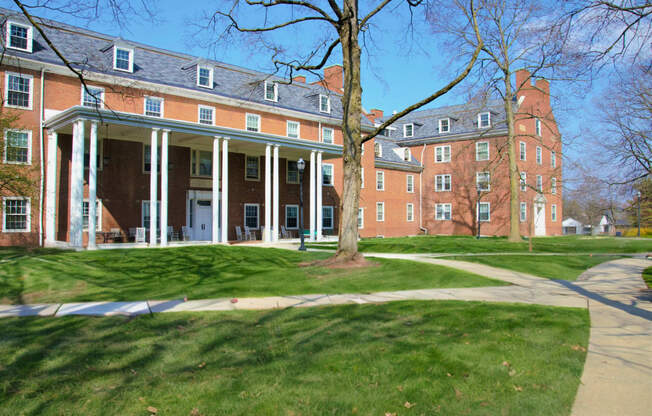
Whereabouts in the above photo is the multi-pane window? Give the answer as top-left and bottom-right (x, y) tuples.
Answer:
(246, 113), (260, 132)
(7, 22), (32, 52)
(285, 205), (298, 229)
(322, 164), (333, 185)
(323, 206), (334, 229)
(407, 203), (414, 222)
(114, 47), (133, 72)
(287, 121), (300, 138)
(143, 144), (161, 173)
(244, 204), (259, 229)
(476, 141), (489, 161)
(551, 204), (557, 222)
(264, 81), (277, 101)
(3, 198), (29, 232)
(82, 86), (104, 108)
(190, 149), (212, 177)
(435, 145), (451, 163)
(245, 155), (260, 180)
(144, 97), (163, 117)
(6, 73), (32, 109)
(198, 106), (214, 125)
(197, 66), (213, 88)
(536, 175), (543, 192)
(476, 172), (491, 192)
(319, 94), (330, 113)
(520, 172), (527, 192)
(376, 171), (385, 191)
(520, 202), (527, 222)
(435, 174), (451, 192)
(142, 201), (160, 230)
(435, 203), (451, 221)
(287, 161), (299, 184)
(358, 207), (364, 229)
(478, 202), (490, 222)
(404, 123), (414, 138)
(407, 175), (414, 193)
(536, 146), (542, 164)
(536, 118), (541, 136)
(551, 177), (557, 194)
(82, 200), (101, 231)
(438, 118), (450, 133)
(4, 130), (30, 164)
(551, 151), (556, 168)
(374, 142), (382, 157)
(322, 127), (334, 144)
(376, 202), (384, 222)
(478, 112), (490, 128)
(519, 141), (526, 161)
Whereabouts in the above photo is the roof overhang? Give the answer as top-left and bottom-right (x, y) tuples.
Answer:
(396, 127), (509, 146)
(374, 159), (423, 173)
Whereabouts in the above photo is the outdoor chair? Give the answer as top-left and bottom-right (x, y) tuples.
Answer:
(128, 227), (137, 242)
(109, 228), (122, 242)
(235, 226), (244, 241)
(181, 226), (190, 241)
(281, 225), (293, 239)
(168, 226), (179, 241)
(135, 227), (146, 243)
(244, 225), (257, 240)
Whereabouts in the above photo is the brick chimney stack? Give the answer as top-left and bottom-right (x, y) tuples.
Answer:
(321, 64), (343, 93)
(368, 108), (384, 121)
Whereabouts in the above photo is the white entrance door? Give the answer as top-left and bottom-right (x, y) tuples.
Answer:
(534, 203), (546, 236)
(195, 200), (213, 241)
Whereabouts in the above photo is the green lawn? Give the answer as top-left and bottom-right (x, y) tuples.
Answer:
(308, 235), (652, 254)
(0, 245), (505, 304)
(643, 267), (652, 289)
(0, 301), (589, 415)
(444, 255), (623, 281)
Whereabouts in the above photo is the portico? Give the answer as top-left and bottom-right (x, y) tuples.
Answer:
(43, 106), (341, 249)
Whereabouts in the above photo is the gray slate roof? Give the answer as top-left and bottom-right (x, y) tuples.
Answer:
(374, 137), (421, 168)
(0, 8), (374, 126)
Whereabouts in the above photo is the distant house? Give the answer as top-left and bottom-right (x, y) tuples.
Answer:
(562, 218), (587, 235)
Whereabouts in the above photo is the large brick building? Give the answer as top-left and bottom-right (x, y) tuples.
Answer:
(0, 9), (561, 248)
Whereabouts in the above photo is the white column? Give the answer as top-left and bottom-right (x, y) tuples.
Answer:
(264, 144), (272, 242)
(309, 150), (315, 242)
(220, 137), (229, 242)
(70, 120), (85, 248)
(149, 128), (159, 246)
(160, 129), (169, 247)
(272, 144), (280, 242)
(316, 151), (323, 241)
(45, 131), (58, 243)
(87, 122), (98, 249)
(212, 136), (221, 243)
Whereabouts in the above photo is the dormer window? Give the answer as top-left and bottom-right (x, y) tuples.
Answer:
(478, 112), (491, 128)
(374, 142), (382, 158)
(404, 123), (414, 138)
(319, 94), (330, 113)
(114, 47), (134, 72)
(197, 66), (213, 88)
(438, 118), (450, 133)
(6, 21), (32, 53)
(264, 81), (277, 102)
(403, 148), (411, 161)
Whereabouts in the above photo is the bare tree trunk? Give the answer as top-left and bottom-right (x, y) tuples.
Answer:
(334, 0), (363, 261)
(504, 73), (521, 242)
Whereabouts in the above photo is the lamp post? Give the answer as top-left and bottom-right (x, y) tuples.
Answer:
(297, 158), (306, 251)
(637, 190), (641, 238)
(476, 186), (481, 239)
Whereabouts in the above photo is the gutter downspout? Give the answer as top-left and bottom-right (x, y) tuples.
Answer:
(419, 143), (427, 235)
(38, 67), (46, 246)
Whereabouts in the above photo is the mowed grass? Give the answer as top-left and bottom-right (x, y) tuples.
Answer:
(308, 235), (652, 254)
(0, 245), (505, 304)
(643, 267), (652, 289)
(0, 301), (589, 416)
(445, 255), (623, 281)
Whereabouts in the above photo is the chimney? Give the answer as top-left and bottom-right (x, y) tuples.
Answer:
(293, 75), (306, 83)
(323, 64), (343, 93)
(535, 78), (550, 96)
(515, 69), (532, 90)
(369, 108), (384, 121)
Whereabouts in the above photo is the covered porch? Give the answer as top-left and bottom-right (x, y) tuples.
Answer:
(43, 106), (342, 249)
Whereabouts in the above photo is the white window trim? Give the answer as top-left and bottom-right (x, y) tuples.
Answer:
(536, 146), (542, 165)
(475, 141), (489, 161)
(322, 163), (334, 186)
(536, 175), (543, 192)
(358, 207), (364, 229)
(3, 196), (31, 232)
(197, 105), (215, 125)
(536, 118), (542, 136)
(322, 206), (334, 230)
(407, 175), (414, 193)
(190, 149), (212, 178)
(435, 203), (452, 221)
(246, 113), (261, 132)
(551, 204), (558, 222)
(376, 170), (385, 191)
(4, 72), (34, 110)
(264, 80), (278, 102)
(435, 174), (452, 192)
(406, 203), (414, 222)
(113, 46), (134, 73)
(376, 202), (385, 222)
(403, 123), (414, 138)
(197, 65), (214, 89)
(3, 129), (32, 165)
(245, 155), (260, 181)
(83, 199), (103, 232)
(144, 96), (164, 118)
(551, 151), (557, 168)
(285, 204), (299, 230)
(80, 85), (105, 109)
(286, 160), (299, 184)
(319, 94), (331, 113)
(321, 127), (334, 144)
(476, 172), (491, 192)
(6, 21), (33, 53)
(478, 202), (491, 222)
(438, 118), (450, 133)
(551, 177), (557, 195)
(519, 141), (526, 161)
(374, 142), (382, 158)
(520, 172), (527, 192)
(286, 120), (300, 139)
(435, 145), (451, 163)
(478, 112), (491, 128)
(244, 203), (260, 229)
(520, 202), (527, 222)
